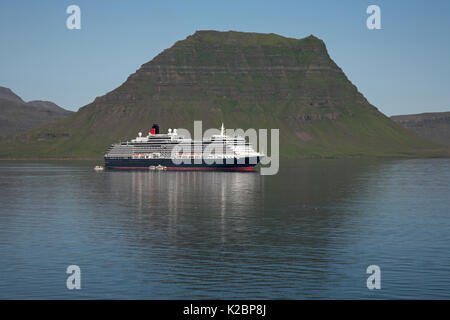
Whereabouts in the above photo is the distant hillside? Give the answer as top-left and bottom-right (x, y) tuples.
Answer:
(391, 112), (450, 147)
(0, 86), (73, 135)
(0, 86), (24, 103)
(0, 30), (448, 158)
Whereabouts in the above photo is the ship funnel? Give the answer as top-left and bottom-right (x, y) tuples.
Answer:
(151, 124), (159, 135)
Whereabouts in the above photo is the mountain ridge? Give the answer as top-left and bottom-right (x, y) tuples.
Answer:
(0, 86), (73, 135)
(392, 111), (450, 147)
(0, 86), (24, 103)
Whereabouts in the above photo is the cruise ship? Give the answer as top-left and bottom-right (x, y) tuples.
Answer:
(104, 124), (264, 171)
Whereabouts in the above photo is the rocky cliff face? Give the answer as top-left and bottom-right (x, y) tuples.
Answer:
(0, 86), (73, 135)
(392, 112), (450, 146)
(0, 31), (447, 158)
(95, 31), (371, 128)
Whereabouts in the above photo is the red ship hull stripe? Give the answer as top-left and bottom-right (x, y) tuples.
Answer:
(108, 166), (255, 171)
(166, 167), (255, 171)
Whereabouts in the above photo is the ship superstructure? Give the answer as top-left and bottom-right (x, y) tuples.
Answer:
(104, 124), (263, 171)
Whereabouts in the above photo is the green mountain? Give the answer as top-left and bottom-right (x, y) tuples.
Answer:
(0, 86), (73, 135)
(0, 30), (448, 158)
(392, 111), (450, 147)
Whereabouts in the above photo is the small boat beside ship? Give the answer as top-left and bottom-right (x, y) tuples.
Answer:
(104, 124), (263, 171)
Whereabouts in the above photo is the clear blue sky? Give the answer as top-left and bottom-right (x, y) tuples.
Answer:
(1, 0), (449, 115)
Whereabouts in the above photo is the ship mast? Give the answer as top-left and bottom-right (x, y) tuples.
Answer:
(221, 123), (225, 136)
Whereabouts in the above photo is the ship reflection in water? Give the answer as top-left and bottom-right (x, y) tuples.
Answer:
(106, 170), (264, 245)
(0, 159), (450, 299)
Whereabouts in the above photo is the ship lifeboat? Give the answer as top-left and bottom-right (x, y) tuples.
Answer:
(94, 165), (104, 171)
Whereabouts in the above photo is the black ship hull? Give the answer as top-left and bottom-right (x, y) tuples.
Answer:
(104, 156), (261, 171)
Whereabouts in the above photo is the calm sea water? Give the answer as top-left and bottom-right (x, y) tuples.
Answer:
(0, 158), (449, 299)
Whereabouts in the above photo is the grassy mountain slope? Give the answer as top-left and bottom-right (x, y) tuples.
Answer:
(0, 31), (447, 158)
